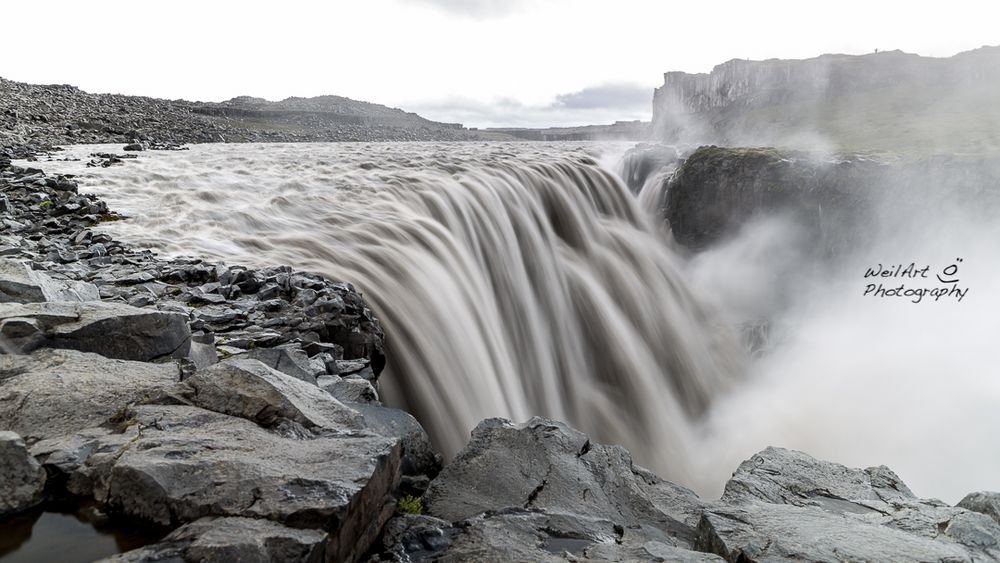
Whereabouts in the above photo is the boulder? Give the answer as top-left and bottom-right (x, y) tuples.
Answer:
(423, 417), (708, 552)
(0, 431), (46, 516)
(0, 259), (99, 303)
(101, 517), (326, 563)
(247, 345), (320, 384)
(32, 404), (402, 562)
(697, 447), (1000, 561)
(0, 301), (190, 361)
(959, 492), (1000, 525)
(177, 358), (362, 430)
(0, 348), (179, 442)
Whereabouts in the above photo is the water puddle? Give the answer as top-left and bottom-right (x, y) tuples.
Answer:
(0, 502), (167, 563)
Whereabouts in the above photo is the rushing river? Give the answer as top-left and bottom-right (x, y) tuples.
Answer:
(32, 142), (1000, 503)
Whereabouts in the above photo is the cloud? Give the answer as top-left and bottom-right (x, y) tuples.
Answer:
(398, 0), (532, 18)
(404, 83), (654, 128)
(553, 83), (653, 111)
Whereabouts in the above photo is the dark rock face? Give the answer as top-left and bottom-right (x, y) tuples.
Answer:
(0, 431), (46, 516)
(651, 46), (1000, 151)
(656, 145), (1000, 256)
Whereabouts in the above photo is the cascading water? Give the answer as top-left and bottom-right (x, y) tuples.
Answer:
(34, 142), (744, 482)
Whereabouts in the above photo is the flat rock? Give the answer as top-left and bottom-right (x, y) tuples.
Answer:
(0, 430), (46, 516)
(0, 348), (179, 442)
(0, 300), (190, 361)
(101, 516), (326, 563)
(0, 259), (99, 303)
(33, 404), (401, 562)
(177, 358), (363, 431)
(247, 346), (319, 384)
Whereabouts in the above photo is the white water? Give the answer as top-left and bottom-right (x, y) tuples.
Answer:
(36, 142), (1000, 502)
(38, 142), (742, 485)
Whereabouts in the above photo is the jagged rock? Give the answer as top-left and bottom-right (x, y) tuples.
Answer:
(247, 345), (320, 384)
(0, 300), (190, 361)
(33, 404), (402, 562)
(959, 492), (1000, 525)
(424, 417), (708, 553)
(697, 447), (1000, 562)
(352, 403), (440, 478)
(176, 358), (362, 430)
(0, 431), (46, 516)
(0, 259), (99, 302)
(101, 517), (326, 562)
(318, 374), (379, 404)
(0, 348), (180, 442)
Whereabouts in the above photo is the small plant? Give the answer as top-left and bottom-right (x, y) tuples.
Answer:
(39, 200), (53, 208)
(396, 495), (423, 515)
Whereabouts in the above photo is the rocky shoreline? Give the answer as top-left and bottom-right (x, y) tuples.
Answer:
(2, 145), (1000, 562)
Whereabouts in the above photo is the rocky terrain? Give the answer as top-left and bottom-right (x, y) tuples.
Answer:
(0, 78), (510, 150)
(3, 145), (1000, 561)
(652, 46), (1000, 153)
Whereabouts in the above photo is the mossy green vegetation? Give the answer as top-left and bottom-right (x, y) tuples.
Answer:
(396, 495), (423, 515)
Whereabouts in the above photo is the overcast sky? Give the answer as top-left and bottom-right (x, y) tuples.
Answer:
(2, 0), (998, 128)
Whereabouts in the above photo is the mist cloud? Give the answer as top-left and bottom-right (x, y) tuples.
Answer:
(399, 0), (534, 18)
(554, 83), (652, 111)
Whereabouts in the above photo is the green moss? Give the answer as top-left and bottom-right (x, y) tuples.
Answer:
(396, 495), (423, 515)
(39, 200), (53, 208)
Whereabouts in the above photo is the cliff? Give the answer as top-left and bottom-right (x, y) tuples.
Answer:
(652, 46), (1000, 153)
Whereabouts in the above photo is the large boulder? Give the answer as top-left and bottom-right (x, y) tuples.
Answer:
(176, 358), (363, 430)
(959, 491), (1000, 525)
(31, 404), (402, 563)
(419, 417), (711, 560)
(0, 430), (46, 516)
(101, 517), (327, 563)
(697, 447), (1000, 562)
(0, 301), (190, 361)
(0, 259), (99, 303)
(0, 348), (180, 442)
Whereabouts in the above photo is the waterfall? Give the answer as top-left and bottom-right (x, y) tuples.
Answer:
(43, 142), (745, 481)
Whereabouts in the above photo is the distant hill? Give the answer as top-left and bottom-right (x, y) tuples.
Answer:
(0, 78), (511, 148)
(652, 46), (1000, 154)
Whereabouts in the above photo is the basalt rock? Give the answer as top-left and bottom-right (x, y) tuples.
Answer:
(0, 430), (46, 516)
(0, 348), (180, 442)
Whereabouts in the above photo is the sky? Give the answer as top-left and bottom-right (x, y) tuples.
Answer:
(1, 0), (998, 128)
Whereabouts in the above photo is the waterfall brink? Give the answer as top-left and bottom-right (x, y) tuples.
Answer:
(49, 143), (745, 481)
(314, 156), (744, 479)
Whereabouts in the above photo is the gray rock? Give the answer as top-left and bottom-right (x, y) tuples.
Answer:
(101, 516), (326, 562)
(698, 447), (1000, 561)
(0, 348), (179, 442)
(0, 431), (46, 516)
(959, 492), (1000, 526)
(424, 417), (708, 549)
(177, 358), (362, 430)
(0, 259), (99, 303)
(0, 301), (190, 361)
(247, 345), (320, 384)
(36, 404), (401, 562)
(320, 375), (379, 404)
(353, 402), (440, 478)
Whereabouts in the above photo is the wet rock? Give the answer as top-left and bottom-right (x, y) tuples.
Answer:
(0, 431), (46, 516)
(102, 516), (326, 563)
(0, 301), (190, 361)
(319, 374), (379, 404)
(0, 348), (180, 442)
(352, 403), (440, 478)
(0, 259), (99, 302)
(176, 358), (362, 430)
